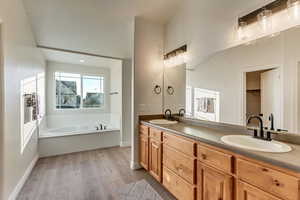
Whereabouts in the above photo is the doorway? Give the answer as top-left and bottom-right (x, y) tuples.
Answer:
(242, 67), (282, 129)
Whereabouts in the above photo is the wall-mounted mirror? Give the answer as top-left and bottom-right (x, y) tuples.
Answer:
(163, 64), (186, 114)
(163, 26), (300, 134)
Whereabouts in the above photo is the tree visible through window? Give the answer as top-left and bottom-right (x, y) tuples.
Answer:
(55, 72), (104, 109)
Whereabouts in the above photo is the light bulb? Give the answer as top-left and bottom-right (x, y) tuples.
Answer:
(257, 9), (272, 33)
(287, 0), (300, 22)
(164, 59), (169, 67)
(237, 21), (248, 40)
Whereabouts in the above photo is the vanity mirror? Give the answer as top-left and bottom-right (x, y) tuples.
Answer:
(163, 26), (300, 134)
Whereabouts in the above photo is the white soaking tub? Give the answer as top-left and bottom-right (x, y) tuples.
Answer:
(38, 113), (120, 157)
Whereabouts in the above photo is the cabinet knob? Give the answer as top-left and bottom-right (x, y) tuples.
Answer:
(273, 179), (280, 186)
(177, 167), (183, 173)
(261, 168), (269, 172)
(201, 154), (207, 160)
(163, 136), (168, 143)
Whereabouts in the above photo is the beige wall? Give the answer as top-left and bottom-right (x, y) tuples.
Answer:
(132, 17), (164, 167)
(0, 0), (46, 199)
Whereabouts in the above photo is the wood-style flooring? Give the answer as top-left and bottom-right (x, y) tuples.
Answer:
(17, 147), (175, 200)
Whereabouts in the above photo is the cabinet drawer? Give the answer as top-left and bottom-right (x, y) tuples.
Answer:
(163, 132), (196, 157)
(163, 166), (196, 200)
(238, 180), (282, 200)
(150, 128), (162, 141)
(237, 159), (299, 200)
(198, 145), (233, 174)
(163, 145), (196, 184)
(139, 125), (149, 136)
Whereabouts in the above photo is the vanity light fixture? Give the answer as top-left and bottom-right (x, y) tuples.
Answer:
(164, 45), (187, 68)
(287, 0), (300, 21)
(257, 8), (273, 33)
(237, 0), (288, 39)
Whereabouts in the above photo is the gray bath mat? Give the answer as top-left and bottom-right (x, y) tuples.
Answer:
(119, 179), (164, 200)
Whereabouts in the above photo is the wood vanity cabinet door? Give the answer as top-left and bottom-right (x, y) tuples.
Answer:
(139, 134), (149, 170)
(238, 180), (282, 200)
(149, 138), (162, 182)
(198, 162), (233, 200)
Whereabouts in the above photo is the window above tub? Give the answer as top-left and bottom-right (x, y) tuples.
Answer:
(55, 72), (105, 109)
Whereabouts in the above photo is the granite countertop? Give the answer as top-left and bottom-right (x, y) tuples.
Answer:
(141, 120), (300, 174)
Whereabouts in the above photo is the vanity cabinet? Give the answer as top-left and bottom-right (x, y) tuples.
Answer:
(197, 162), (233, 200)
(139, 123), (300, 200)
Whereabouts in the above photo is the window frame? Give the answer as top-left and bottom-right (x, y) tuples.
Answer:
(54, 71), (106, 111)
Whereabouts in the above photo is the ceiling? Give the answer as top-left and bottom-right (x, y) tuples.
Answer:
(41, 48), (122, 68)
(23, 0), (183, 59)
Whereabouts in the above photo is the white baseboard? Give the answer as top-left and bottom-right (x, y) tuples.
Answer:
(8, 155), (39, 200)
(130, 160), (142, 170)
(120, 140), (131, 147)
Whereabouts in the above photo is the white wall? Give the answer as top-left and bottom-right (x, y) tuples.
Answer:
(110, 63), (122, 115)
(182, 28), (300, 133)
(0, 0), (46, 199)
(46, 61), (111, 115)
(132, 17), (164, 168)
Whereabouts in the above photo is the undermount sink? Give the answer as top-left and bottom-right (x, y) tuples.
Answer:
(149, 119), (178, 125)
(221, 135), (292, 153)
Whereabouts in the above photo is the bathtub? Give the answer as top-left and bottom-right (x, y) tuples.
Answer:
(39, 124), (119, 138)
(38, 113), (121, 157)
